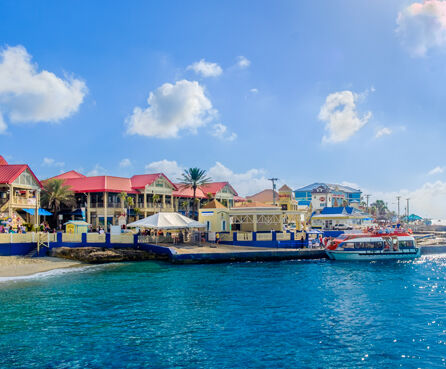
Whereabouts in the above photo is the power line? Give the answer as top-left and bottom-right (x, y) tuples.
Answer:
(268, 178), (279, 205)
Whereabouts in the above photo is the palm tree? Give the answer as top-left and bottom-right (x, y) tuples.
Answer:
(41, 179), (75, 227)
(180, 168), (211, 219)
(370, 200), (388, 217)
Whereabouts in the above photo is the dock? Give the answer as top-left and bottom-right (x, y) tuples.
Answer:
(140, 243), (446, 264)
(140, 243), (327, 263)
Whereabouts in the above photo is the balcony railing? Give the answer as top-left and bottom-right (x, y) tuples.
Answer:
(12, 197), (37, 206)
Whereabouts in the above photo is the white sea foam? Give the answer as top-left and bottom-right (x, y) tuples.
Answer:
(0, 264), (112, 284)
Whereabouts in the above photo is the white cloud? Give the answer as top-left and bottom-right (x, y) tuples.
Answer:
(375, 127), (392, 138)
(237, 56), (251, 68)
(42, 157), (64, 167)
(369, 180), (446, 219)
(145, 159), (184, 180)
(318, 90), (372, 143)
(119, 158), (132, 168)
(144, 160), (270, 196)
(87, 164), (107, 176)
(126, 80), (217, 138)
(428, 166), (444, 175)
(0, 45), (87, 131)
(187, 59), (222, 77)
(211, 123), (237, 142)
(0, 114), (6, 134)
(250, 88), (258, 94)
(208, 161), (270, 196)
(396, 0), (446, 56)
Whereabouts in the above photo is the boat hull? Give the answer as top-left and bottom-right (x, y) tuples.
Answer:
(326, 248), (421, 261)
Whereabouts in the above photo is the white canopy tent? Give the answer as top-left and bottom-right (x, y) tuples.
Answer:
(127, 212), (206, 230)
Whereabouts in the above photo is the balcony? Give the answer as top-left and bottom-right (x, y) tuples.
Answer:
(12, 197), (37, 207)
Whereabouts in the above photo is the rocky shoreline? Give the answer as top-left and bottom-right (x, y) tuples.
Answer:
(50, 247), (163, 264)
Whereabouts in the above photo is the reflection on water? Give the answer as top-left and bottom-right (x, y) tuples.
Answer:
(1, 256), (446, 368)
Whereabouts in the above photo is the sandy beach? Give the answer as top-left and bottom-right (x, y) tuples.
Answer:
(0, 256), (83, 278)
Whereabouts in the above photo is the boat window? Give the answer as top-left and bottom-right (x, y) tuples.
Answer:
(345, 242), (355, 248)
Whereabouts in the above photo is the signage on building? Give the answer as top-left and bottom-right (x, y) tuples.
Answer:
(201, 211), (214, 216)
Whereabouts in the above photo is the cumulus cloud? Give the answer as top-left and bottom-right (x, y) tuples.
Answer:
(318, 90), (372, 143)
(428, 166), (444, 175)
(42, 157), (64, 167)
(145, 159), (184, 180)
(250, 88), (258, 94)
(87, 164), (107, 177)
(119, 158), (132, 168)
(126, 80), (217, 138)
(187, 59), (222, 77)
(375, 127), (392, 138)
(0, 45), (87, 132)
(237, 56), (251, 68)
(208, 161), (270, 196)
(144, 160), (270, 196)
(370, 180), (446, 219)
(396, 0), (446, 56)
(211, 123), (237, 141)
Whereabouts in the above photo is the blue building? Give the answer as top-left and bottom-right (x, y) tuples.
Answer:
(294, 183), (362, 210)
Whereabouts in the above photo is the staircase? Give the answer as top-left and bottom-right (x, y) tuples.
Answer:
(24, 245), (38, 258)
(0, 199), (9, 213)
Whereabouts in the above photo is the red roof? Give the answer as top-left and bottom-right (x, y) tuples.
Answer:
(200, 182), (238, 196)
(0, 156), (8, 165)
(0, 164), (42, 187)
(48, 170), (86, 180)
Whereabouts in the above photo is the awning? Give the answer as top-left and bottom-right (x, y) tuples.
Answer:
(22, 208), (53, 216)
(127, 212), (206, 229)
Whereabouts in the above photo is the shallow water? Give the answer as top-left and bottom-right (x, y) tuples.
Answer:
(1, 256), (446, 368)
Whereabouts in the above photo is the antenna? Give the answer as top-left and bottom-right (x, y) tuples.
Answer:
(268, 178), (279, 205)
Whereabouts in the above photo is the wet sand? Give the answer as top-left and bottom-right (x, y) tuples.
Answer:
(0, 256), (82, 277)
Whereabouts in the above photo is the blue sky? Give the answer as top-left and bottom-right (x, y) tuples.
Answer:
(1, 0), (446, 217)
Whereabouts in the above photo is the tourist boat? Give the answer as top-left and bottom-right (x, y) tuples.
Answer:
(325, 231), (421, 260)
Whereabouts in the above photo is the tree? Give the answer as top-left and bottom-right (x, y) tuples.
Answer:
(41, 179), (75, 226)
(371, 200), (388, 216)
(180, 168), (211, 219)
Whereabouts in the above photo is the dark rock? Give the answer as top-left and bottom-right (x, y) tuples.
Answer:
(50, 247), (158, 264)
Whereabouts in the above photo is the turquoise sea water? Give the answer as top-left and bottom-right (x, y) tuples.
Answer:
(1, 257), (446, 368)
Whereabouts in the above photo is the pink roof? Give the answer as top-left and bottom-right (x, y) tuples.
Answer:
(48, 170), (86, 180)
(173, 184), (206, 199)
(47, 171), (178, 194)
(200, 182), (238, 196)
(63, 176), (138, 194)
(131, 173), (177, 190)
(0, 164), (42, 187)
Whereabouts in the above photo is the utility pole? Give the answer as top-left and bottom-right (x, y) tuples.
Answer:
(365, 194), (371, 212)
(396, 196), (401, 221)
(406, 198), (410, 218)
(268, 178), (278, 206)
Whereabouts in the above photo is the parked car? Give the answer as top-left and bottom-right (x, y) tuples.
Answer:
(333, 224), (352, 230)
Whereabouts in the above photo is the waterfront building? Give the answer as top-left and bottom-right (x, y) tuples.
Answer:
(246, 189), (279, 205)
(230, 201), (283, 232)
(294, 183), (362, 210)
(198, 199), (230, 232)
(310, 206), (372, 230)
(47, 171), (177, 228)
(0, 155), (42, 226)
